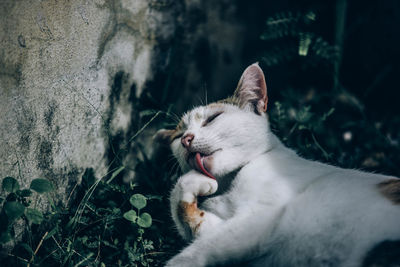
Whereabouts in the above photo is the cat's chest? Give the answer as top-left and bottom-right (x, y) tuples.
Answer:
(201, 170), (293, 219)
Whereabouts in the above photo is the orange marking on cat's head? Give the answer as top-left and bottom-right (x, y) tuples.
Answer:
(217, 97), (240, 107)
(154, 120), (184, 144)
(377, 178), (400, 204)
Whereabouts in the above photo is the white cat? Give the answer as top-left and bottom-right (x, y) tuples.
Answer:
(156, 63), (400, 267)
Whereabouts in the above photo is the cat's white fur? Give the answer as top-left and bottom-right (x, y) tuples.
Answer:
(160, 63), (400, 267)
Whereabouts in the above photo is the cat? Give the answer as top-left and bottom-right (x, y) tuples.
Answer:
(155, 63), (400, 267)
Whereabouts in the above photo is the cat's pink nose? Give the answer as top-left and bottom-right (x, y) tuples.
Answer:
(181, 133), (194, 148)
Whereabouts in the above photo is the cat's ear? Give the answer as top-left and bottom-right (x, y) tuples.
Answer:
(153, 129), (175, 145)
(234, 63), (268, 114)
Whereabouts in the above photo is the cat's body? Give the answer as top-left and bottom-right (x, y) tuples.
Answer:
(156, 63), (400, 267)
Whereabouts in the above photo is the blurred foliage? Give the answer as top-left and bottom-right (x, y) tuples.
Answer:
(261, 11), (338, 67)
(261, 9), (400, 177)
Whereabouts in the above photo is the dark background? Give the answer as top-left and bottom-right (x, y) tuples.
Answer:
(148, 0), (400, 176)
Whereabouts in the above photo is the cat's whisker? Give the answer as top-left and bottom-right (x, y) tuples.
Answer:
(196, 94), (204, 106)
(165, 156), (178, 165)
(204, 85), (208, 106)
(165, 112), (181, 125)
(168, 162), (180, 177)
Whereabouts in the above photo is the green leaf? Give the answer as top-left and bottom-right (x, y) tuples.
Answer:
(25, 208), (44, 224)
(296, 106), (313, 123)
(30, 178), (53, 193)
(0, 231), (12, 244)
(18, 189), (32, 197)
(107, 166), (125, 184)
(4, 201), (25, 221)
(2, 177), (20, 193)
(146, 195), (163, 201)
(45, 227), (57, 240)
(123, 210), (137, 222)
(321, 108), (335, 121)
(139, 109), (159, 117)
(129, 194), (147, 210)
(137, 213), (152, 228)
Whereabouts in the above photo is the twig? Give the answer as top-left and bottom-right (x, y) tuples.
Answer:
(95, 234), (101, 262)
(73, 252), (94, 267)
(127, 111), (161, 144)
(311, 133), (330, 160)
(66, 181), (79, 207)
(72, 249), (85, 258)
(27, 231), (48, 267)
(52, 236), (64, 253)
(8, 253), (29, 263)
(145, 251), (168, 256)
(36, 248), (59, 265)
(285, 122), (298, 139)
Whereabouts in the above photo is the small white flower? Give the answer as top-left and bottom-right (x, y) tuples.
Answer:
(343, 131), (352, 142)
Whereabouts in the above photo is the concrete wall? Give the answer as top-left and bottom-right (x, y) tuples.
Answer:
(0, 0), (249, 204)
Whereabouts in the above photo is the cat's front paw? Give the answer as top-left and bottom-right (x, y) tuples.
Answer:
(176, 170), (218, 203)
(171, 171), (218, 238)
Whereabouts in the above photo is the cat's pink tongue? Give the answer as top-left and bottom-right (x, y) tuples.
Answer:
(195, 152), (216, 180)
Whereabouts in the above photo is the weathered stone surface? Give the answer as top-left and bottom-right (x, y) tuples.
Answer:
(0, 0), (178, 202)
(0, 0), (250, 204)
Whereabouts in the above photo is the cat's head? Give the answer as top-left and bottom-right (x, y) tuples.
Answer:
(156, 63), (274, 179)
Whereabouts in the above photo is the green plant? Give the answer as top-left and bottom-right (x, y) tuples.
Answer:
(261, 11), (337, 67)
(271, 100), (335, 160)
(0, 177), (53, 245)
(261, 8), (400, 177)
(123, 194), (152, 228)
(0, 162), (181, 267)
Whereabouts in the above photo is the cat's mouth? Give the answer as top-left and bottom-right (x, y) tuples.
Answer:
(187, 152), (217, 180)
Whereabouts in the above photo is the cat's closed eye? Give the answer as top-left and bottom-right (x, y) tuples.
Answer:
(203, 111), (223, 127)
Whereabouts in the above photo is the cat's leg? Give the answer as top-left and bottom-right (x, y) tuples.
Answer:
(165, 206), (283, 267)
(170, 170), (224, 240)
